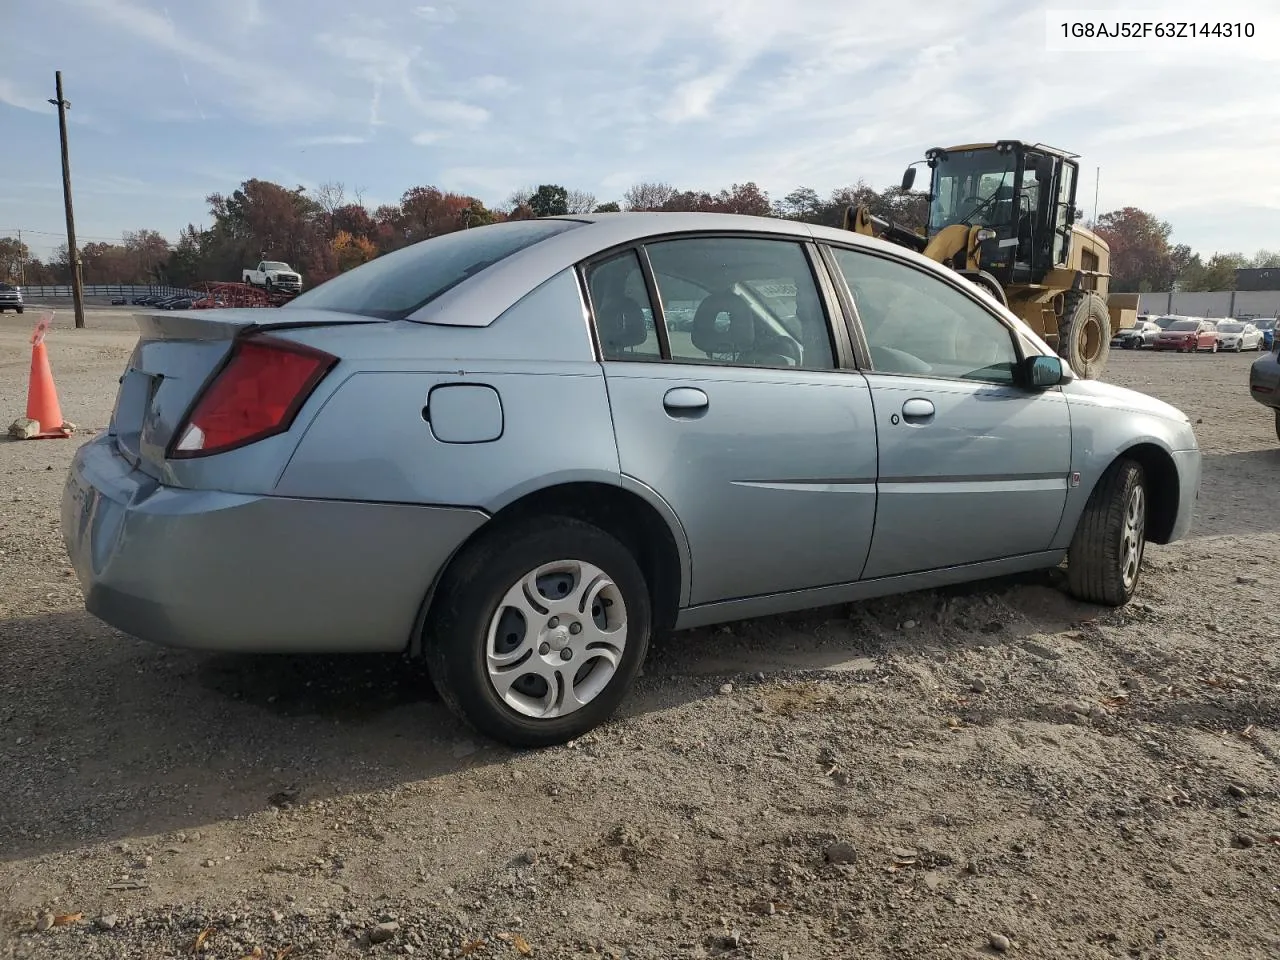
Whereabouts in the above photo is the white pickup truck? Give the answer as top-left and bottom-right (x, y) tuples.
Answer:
(242, 260), (303, 294)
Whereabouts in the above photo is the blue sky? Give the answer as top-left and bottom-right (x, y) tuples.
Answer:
(2, 0), (1278, 262)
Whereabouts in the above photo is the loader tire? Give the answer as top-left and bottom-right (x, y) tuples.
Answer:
(1060, 290), (1110, 380)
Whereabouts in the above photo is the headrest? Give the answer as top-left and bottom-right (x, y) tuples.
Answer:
(595, 294), (649, 352)
(691, 291), (755, 356)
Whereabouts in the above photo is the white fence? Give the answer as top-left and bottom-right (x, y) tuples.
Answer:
(1138, 290), (1280, 319)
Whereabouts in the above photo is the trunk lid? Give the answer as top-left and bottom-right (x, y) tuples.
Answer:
(110, 308), (384, 478)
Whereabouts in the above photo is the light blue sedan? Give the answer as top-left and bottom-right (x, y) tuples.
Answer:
(61, 212), (1202, 747)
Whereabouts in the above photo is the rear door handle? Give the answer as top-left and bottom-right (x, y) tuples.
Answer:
(663, 387), (709, 418)
(901, 397), (935, 422)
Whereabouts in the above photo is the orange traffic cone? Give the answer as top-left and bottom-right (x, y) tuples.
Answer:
(9, 313), (74, 440)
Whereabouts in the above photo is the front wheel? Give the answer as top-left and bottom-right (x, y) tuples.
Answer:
(1066, 458), (1147, 607)
(1235, 341), (1242, 353)
(1058, 291), (1111, 379)
(1275, 409), (1280, 444)
(424, 516), (651, 747)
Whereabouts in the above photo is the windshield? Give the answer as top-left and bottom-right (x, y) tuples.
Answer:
(1168, 320), (1199, 331)
(284, 218), (584, 320)
(1256, 319), (1277, 330)
(261, 261), (290, 271)
(1218, 323), (1244, 332)
(928, 148), (1017, 231)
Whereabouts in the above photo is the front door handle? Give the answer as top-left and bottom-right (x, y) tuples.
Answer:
(901, 397), (935, 422)
(663, 387), (709, 418)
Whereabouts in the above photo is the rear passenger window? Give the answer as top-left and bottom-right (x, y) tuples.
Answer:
(583, 250), (661, 361)
(644, 236), (835, 370)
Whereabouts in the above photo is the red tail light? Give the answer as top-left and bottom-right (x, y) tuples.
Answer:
(169, 336), (337, 458)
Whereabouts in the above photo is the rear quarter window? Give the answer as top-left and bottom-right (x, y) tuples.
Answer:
(283, 219), (584, 320)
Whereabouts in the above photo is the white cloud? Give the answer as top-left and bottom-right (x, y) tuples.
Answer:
(413, 4), (457, 24)
(0, 77), (52, 114)
(67, 0), (342, 124)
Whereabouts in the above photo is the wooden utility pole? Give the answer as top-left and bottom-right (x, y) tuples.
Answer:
(49, 70), (85, 329)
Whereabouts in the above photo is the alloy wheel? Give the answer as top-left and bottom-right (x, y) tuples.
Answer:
(1120, 485), (1146, 591)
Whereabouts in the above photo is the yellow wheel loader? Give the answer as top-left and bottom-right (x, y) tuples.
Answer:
(844, 140), (1133, 379)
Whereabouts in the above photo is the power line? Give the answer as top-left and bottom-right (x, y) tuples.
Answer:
(0, 226), (168, 242)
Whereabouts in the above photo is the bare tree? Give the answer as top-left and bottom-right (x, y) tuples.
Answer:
(503, 186), (535, 213)
(314, 181), (347, 240)
(566, 188), (597, 214)
(623, 181), (677, 211)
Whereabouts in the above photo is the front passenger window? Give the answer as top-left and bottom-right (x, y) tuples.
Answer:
(828, 247), (1020, 384)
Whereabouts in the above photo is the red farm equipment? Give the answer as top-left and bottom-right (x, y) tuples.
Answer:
(189, 281), (298, 309)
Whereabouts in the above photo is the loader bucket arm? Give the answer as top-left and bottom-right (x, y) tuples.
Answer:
(843, 205), (928, 253)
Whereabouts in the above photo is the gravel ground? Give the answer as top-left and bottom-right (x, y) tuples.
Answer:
(2, 308), (1279, 959)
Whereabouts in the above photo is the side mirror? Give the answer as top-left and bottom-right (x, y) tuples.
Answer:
(1035, 155), (1055, 182)
(901, 166), (917, 192)
(1024, 354), (1065, 388)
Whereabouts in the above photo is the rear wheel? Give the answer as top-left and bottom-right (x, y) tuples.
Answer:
(423, 516), (651, 747)
(1059, 290), (1110, 379)
(1066, 458), (1147, 606)
(1275, 410), (1280, 443)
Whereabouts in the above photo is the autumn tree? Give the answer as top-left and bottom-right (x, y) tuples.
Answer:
(0, 236), (31, 282)
(332, 203), (377, 243)
(1091, 207), (1180, 292)
(331, 230), (378, 273)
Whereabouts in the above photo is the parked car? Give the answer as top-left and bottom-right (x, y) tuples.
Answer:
(61, 212), (1202, 747)
(1249, 338), (1280, 442)
(1256, 318), (1278, 350)
(1215, 320), (1263, 352)
(110, 296), (128, 305)
(0, 282), (24, 314)
(1111, 319), (1161, 349)
(1152, 318), (1219, 352)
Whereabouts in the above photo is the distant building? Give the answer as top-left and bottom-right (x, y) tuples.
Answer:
(1235, 267), (1280, 292)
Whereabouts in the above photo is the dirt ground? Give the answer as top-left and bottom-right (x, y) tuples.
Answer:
(2, 307), (1278, 960)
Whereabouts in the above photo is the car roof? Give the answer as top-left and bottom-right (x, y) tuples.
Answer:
(408, 211), (1036, 336)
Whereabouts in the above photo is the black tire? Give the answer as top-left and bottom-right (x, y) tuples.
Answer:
(1235, 341), (1243, 353)
(1066, 458), (1147, 607)
(423, 516), (651, 748)
(1059, 290), (1110, 379)
(15, 306), (21, 314)
(1275, 409), (1279, 444)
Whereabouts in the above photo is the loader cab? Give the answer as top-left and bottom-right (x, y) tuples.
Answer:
(904, 140), (1080, 287)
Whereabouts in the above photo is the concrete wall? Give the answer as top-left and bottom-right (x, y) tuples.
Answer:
(1137, 290), (1280, 320)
